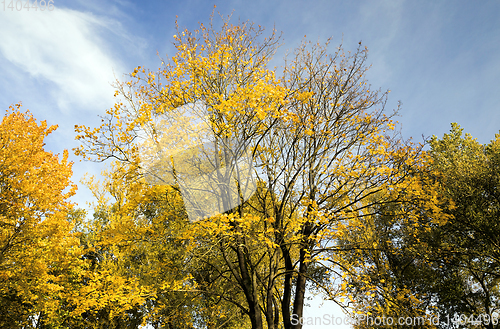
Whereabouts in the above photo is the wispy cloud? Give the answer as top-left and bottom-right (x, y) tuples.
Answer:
(0, 8), (132, 112)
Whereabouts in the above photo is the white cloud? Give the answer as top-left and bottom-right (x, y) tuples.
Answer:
(0, 8), (129, 112)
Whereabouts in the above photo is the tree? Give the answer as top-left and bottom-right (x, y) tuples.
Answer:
(338, 124), (500, 329)
(334, 173), (451, 328)
(76, 15), (285, 329)
(0, 104), (79, 327)
(427, 124), (500, 327)
(0, 105), (153, 328)
(75, 15), (439, 329)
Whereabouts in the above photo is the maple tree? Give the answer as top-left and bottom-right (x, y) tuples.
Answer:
(78, 163), (248, 328)
(0, 104), (79, 327)
(0, 105), (155, 328)
(75, 14), (450, 329)
(75, 15), (286, 329)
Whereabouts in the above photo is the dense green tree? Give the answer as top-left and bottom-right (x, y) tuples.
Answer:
(340, 124), (500, 329)
(427, 124), (500, 327)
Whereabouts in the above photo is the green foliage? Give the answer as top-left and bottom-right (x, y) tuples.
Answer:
(427, 124), (500, 324)
(340, 123), (500, 329)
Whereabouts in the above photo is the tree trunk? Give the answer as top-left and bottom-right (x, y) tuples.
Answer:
(264, 249), (279, 329)
(291, 248), (309, 329)
(291, 220), (314, 329)
(281, 244), (294, 329)
(236, 240), (264, 329)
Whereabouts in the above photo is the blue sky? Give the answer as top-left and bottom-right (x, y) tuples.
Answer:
(1, 0), (499, 327)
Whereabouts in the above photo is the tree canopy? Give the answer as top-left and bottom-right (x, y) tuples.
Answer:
(0, 104), (79, 327)
(74, 15), (451, 329)
(2, 14), (498, 329)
